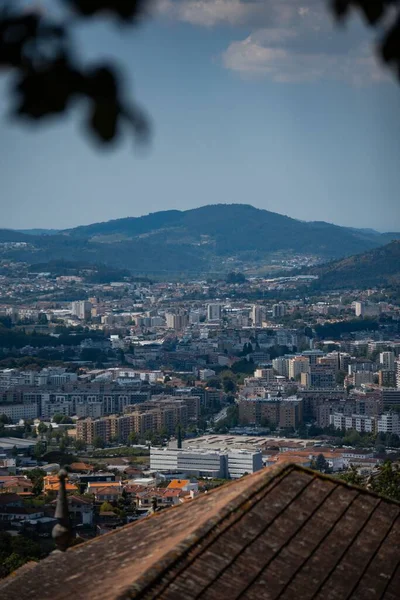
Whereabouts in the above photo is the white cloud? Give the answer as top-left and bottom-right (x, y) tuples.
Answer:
(155, 0), (323, 28)
(222, 32), (389, 85)
(156, 0), (390, 85)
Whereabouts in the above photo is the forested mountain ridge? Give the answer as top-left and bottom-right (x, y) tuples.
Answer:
(308, 240), (400, 289)
(2, 205), (399, 274)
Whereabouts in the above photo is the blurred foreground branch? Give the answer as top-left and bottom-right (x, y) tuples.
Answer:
(0, 0), (151, 145)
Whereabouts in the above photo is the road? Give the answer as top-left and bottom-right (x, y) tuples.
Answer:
(214, 406), (228, 423)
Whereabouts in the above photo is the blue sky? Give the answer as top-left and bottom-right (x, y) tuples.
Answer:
(1, 0), (400, 231)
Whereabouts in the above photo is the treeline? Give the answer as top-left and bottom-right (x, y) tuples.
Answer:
(315, 318), (379, 340)
(0, 327), (106, 349)
(29, 260), (132, 283)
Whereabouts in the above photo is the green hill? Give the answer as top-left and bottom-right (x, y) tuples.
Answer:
(309, 240), (400, 289)
(2, 205), (399, 275)
(63, 204), (393, 257)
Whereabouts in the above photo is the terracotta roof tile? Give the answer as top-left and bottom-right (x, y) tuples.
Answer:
(1, 465), (399, 600)
(167, 480), (190, 490)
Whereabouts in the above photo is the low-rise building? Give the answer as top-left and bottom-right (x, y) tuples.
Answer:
(150, 447), (263, 479)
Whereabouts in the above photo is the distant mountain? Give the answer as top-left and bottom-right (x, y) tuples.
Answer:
(17, 229), (60, 236)
(308, 240), (400, 289)
(63, 205), (396, 257)
(1, 205), (399, 275)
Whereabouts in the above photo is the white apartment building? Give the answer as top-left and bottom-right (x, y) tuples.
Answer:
(227, 451), (263, 478)
(0, 403), (39, 422)
(377, 412), (400, 435)
(272, 303), (286, 318)
(288, 356), (310, 380)
(330, 413), (375, 433)
(397, 360), (400, 389)
(354, 301), (380, 317)
(150, 448), (226, 478)
(0, 369), (35, 390)
(251, 305), (265, 327)
(76, 402), (103, 419)
(380, 351), (395, 372)
(207, 304), (222, 322)
(71, 300), (92, 320)
(0, 368), (77, 391)
(272, 357), (290, 377)
(199, 369), (216, 381)
(165, 313), (188, 331)
(150, 447), (263, 479)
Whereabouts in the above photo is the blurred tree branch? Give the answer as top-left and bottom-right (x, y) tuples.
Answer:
(331, 1), (400, 77)
(1, 1), (400, 150)
(0, 0), (150, 145)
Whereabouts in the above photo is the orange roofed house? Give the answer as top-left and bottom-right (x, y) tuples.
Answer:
(69, 462), (95, 473)
(86, 481), (123, 502)
(166, 479), (198, 493)
(43, 475), (78, 494)
(0, 475), (34, 496)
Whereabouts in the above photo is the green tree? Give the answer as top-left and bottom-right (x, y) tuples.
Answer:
(33, 441), (46, 460)
(0, 532), (41, 578)
(127, 432), (139, 445)
(100, 501), (114, 513)
(371, 461), (400, 501)
(37, 422), (48, 437)
(38, 313), (48, 325)
(74, 439), (87, 452)
(93, 436), (105, 449)
(45, 424), (53, 443)
(314, 454), (330, 473)
(223, 377), (236, 394)
(2, 553), (27, 575)
(336, 370), (346, 386)
(339, 467), (364, 487)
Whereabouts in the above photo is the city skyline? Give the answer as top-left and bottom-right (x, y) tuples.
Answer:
(1, 0), (400, 231)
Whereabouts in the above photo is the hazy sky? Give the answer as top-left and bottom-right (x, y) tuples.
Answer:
(1, 0), (400, 231)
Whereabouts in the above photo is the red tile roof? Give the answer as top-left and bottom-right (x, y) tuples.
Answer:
(1, 465), (399, 600)
(95, 486), (122, 497)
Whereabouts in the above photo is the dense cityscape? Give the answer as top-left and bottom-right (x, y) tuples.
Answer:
(1, 253), (400, 578)
(2, 0), (400, 595)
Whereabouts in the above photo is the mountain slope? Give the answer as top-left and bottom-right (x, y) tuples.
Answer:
(1, 205), (399, 275)
(62, 204), (394, 257)
(309, 240), (400, 289)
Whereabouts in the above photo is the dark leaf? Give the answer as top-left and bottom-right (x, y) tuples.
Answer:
(357, 0), (385, 25)
(380, 18), (400, 65)
(14, 58), (83, 119)
(0, 13), (40, 67)
(84, 65), (119, 101)
(88, 100), (120, 142)
(331, 0), (351, 20)
(64, 0), (147, 22)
